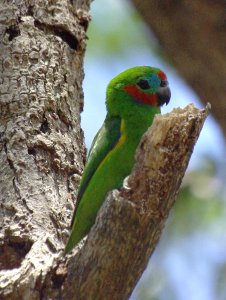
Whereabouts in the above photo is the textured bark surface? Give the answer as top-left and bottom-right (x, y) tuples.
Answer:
(58, 104), (209, 300)
(0, 2), (209, 299)
(131, 0), (226, 138)
(0, 1), (90, 299)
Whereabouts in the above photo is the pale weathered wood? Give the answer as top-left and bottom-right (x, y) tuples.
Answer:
(58, 104), (209, 300)
(0, 1), (209, 299)
(0, 1), (90, 299)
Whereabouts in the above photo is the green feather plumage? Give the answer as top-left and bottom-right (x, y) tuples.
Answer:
(65, 66), (170, 253)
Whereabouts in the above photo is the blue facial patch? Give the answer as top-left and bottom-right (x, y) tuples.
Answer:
(146, 75), (161, 92)
(136, 75), (161, 93)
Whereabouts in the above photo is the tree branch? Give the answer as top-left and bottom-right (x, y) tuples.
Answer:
(131, 0), (226, 138)
(0, 1), (210, 298)
(59, 104), (209, 300)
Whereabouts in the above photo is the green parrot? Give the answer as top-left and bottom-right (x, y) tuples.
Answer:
(65, 66), (171, 253)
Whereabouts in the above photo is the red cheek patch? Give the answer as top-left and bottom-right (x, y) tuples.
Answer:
(124, 85), (158, 106)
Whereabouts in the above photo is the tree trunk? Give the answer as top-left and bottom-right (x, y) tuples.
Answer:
(0, 1), (90, 298)
(0, 1), (208, 299)
(131, 0), (226, 138)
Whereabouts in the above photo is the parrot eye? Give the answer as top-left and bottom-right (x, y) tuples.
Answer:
(137, 79), (150, 90)
(160, 80), (168, 87)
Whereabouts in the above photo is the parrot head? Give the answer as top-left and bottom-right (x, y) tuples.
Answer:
(106, 66), (171, 117)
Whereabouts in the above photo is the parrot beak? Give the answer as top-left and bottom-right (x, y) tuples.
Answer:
(157, 81), (171, 106)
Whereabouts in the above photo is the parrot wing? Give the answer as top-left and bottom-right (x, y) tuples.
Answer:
(70, 115), (121, 226)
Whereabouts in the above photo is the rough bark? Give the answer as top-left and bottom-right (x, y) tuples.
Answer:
(0, 0), (90, 299)
(131, 0), (226, 138)
(0, 1), (209, 299)
(54, 104), (208, 300)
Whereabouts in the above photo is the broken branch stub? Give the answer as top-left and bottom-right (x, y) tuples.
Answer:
(63, 104), (209, 300)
